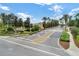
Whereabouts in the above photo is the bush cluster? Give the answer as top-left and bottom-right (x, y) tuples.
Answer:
(70, 27), (79, 41)
(60, 31), (70, 42)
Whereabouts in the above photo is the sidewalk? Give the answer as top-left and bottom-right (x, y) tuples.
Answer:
(66, 27), (79, 56)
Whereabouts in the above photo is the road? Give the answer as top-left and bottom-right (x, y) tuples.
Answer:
(0, 26), (70, 56)
(0, 39), (56, 56)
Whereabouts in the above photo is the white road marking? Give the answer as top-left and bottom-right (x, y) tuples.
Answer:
(0, 38), (59, 56)
(0, 36), (65, 51)
(5, 36), (65, 51)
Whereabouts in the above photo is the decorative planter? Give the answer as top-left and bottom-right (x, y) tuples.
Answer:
(59, 40), (70, 49)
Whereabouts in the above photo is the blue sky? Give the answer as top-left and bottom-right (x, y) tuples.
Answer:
(0, 3), (79, 23)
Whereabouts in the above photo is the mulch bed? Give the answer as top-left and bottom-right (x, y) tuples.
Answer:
(59, 41), (70, 49)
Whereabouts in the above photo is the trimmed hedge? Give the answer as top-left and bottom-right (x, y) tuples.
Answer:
(60, 31), (70, 42)
(31, 25), (40, 32)
(76, 35), (79, 42)
(70, 27), (79, 38)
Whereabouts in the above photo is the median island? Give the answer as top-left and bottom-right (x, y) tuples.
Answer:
(59, 29), (70, 49)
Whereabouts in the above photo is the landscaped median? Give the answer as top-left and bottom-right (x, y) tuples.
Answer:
(70, 27), (79, 48)
(59, 31), (70, 49)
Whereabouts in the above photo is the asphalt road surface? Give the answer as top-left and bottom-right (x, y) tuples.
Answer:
(0, 39), (55, 56)
(43, 32), (62, 48)
(0, 26), (70, 56)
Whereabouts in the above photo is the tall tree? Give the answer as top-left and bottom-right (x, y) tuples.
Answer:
(42, 17), (47, 29)
(7, 13), (15, 25)
(24, 17), (30, 28)
(18, 18), (23, 27)
(1, 13), (7, 25)
(75, 13), (79, 27)
(13, 16), (18, 27)
(63, 14), (69, 24)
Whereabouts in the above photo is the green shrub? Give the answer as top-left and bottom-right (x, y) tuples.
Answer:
(0, 29), (7, 34)
(76, 35), (79, 41)
(68, 20), (75, 26)
(60, 31), (70, 42)
(70, 27), (79, 38)
(6, 27), (15, 34)
(18, 31), (24, 34)
(31, 25), (40, 32)
(25, 28), (30, 31)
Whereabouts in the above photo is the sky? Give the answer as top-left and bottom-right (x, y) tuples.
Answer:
(0, 3), (79, 23)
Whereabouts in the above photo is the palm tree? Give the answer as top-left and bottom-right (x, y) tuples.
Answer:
(42, 17), (48, 29)
(75, 13), (79, 27)
(18, 18), (23, 27)
(24, 17), (30, 28)
(7, 13), (14, 25)
(24, 17), (31, 31)
(69, 16), (72, 20)
(47, 17), (51, 27)
(75, 13), (79, 20)
(63, 14), (69, 25)
(0, 13), (7, 25)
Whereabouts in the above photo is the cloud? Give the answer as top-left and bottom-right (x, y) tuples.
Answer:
(68, 12), (74, 16)
(34, 3), (46, 6)
(0, 0), (78, 3)
(16, 12), (37, 23)
(69, 8), (79, 16)
(48, 4), (63, 19)
(0, 4), (10, 11)
(34, 3), (52, 6)
(49, 4), (63, 12)
(17, 13), (32, 18)
(35, 4), (63, 20)
(71, 8), (79, 12)
(56, 15), (63, 19)
(52, 13), (63, 20)
(31, 18), (40, 23)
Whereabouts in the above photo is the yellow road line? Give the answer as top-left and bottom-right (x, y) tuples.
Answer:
(32, 32), (53, 45)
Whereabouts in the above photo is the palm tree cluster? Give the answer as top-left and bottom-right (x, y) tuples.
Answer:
(0, 13), (34, 34)
(75, 13), (79, 27)
(0, 13), (32, 28)
(67, 13), (79, 27)
(68, 13), (79, 43)
(42, 17), (59, 29)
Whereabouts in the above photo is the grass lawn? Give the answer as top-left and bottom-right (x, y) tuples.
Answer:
(0, 29), (38, 36)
